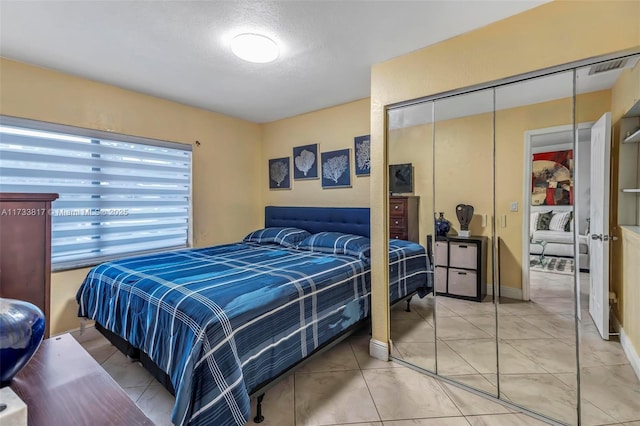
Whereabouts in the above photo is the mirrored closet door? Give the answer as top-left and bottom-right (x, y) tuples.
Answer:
(432, 89), (498, 396)
(386, 49), (640, 426)
(494, 70), (578, 425)
(387, 101), (437, 373)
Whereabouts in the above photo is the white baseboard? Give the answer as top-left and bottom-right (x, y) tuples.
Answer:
(51, 319), (95, 337)
(369, 338), (389, 361)
(612, 314), (640, 381)
(486, 283), (523, 300)
(620, 329), (640, 382)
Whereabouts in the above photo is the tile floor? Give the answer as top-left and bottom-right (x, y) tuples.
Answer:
(70, 265), (640, 426)
(389, 265), (640, 426)
(71, 325), (545, 426)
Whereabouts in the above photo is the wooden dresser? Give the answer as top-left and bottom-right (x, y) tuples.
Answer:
(434, 235), (488, 302)
(389, 196), (419, 243)
(0, 192), (58, 337)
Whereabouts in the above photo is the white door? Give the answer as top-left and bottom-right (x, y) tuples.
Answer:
(589, 112), (611, 340)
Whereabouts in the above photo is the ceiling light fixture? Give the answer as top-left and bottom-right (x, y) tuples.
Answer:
(230, 33), (279, 63)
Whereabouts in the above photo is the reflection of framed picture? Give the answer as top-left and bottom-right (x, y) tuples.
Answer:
(268, 157), (291, 190)
(354, 135), (370, 176)
(321, 149), (351, 189)
(531, 150), (573, 205)
(293, 144), (318, 180)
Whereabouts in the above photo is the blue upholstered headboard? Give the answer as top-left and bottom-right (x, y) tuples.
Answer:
(265, 206), (370, 238)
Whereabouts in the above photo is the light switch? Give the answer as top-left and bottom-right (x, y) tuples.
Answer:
(510, 201), (518, 212)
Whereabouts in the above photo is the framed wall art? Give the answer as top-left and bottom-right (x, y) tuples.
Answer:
(531, 149), (573, 205)
(321, 149), (351, 189)
(354, 134), (370, 176)
(293, 143), (318, 180)
(268, 157), (291, 190)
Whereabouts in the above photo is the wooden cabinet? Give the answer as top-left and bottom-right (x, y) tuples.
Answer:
(389, 196), (419, 243)
(0, 193), (58, 337)
(434, 235), (488, 302)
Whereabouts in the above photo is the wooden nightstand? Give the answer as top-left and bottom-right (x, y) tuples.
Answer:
(434, 235), (488, 302)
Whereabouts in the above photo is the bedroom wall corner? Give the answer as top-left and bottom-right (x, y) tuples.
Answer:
(0, 58), (264, 334)
(370, 0), (640, 346)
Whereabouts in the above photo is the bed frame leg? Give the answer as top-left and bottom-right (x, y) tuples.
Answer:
(405, 296), (413, 312)
(254, 393), (265, 423)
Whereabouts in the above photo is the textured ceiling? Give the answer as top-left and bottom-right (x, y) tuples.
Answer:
(0, 1), (548, 123)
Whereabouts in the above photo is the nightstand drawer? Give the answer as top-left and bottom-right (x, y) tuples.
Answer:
(449, 241), (478, 269)
(389, 199), (406, 216)
(435, 266), (447, 293)
(390, 231), (407, 240)
(435, 241), (448, 267)
(448, 268), (477, 297)
(390, 216), (405, 228)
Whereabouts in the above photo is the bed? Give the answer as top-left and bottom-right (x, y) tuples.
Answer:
(76, 206), (432, 426)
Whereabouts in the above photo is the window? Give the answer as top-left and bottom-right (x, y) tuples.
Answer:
(0, 116), (192, 270)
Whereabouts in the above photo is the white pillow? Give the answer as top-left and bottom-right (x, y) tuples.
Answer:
(549, 211), (572, 232)
(530, 212), (540, 238)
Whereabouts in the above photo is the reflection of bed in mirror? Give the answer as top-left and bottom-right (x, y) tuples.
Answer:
(76, 206), (433, 426)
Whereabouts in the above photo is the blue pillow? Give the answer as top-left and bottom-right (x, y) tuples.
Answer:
(296, 232), (371, 259)
(243, 227), (311, 248)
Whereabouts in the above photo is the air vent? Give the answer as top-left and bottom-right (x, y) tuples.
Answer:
(588, 59), (628, 75)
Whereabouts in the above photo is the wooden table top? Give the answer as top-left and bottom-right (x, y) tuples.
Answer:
(10, 333), (154, 426)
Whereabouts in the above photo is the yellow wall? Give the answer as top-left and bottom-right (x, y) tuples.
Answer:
(370, 0), (640, 345)
(610, 59), (640, 353)
(0, 58), (264, 334)
(620, 226), (640, 358)
(261, 98), (370, 212)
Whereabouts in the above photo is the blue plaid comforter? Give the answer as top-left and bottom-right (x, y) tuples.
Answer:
(77, 240), (430, 426)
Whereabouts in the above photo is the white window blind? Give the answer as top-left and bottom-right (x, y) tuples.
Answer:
(0, 116), (192, 270)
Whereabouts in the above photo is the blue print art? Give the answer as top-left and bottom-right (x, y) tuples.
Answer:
(321, 149), (351, 189)
(293, 144), (318, 180)
(269, 157), (291, 190)
(354, 135), (370, 176)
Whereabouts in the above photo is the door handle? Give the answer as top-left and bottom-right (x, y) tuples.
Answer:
(591, 234), (619, 241)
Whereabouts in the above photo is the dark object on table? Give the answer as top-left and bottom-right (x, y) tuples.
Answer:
(435, 212), (451, 237)
(0, 298), (45, 387)
(456, 204), (474, 231)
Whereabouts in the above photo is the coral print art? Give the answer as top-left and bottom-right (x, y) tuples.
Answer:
(321, 149), (351, 188)
(293, 144), (318, 180)
(269, 157), (291, 190)
(354, 135), (370, 176)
